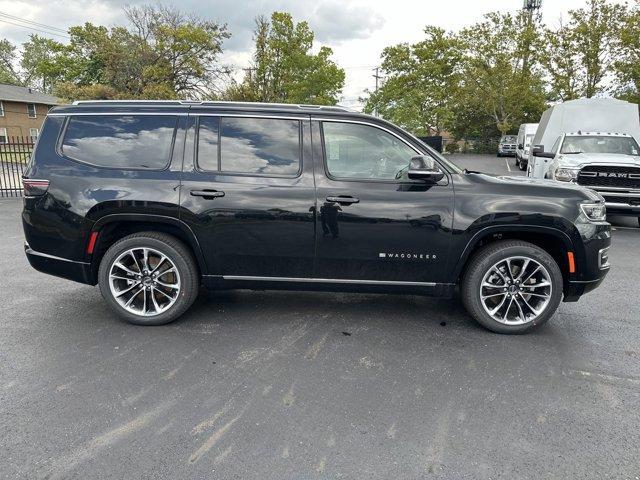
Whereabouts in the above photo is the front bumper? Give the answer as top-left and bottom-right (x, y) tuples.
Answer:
(564, 224), (611, 301)
(25, 242), (94, 285)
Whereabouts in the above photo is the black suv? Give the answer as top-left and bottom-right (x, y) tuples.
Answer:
(22, 101), (611, 333)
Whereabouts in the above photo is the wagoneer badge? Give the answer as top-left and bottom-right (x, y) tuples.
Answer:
(379, 252), (437, 260)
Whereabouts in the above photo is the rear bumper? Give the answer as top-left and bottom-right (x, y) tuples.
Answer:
(25, 242), (94, 285)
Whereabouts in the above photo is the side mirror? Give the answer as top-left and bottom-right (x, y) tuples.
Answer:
(532, 145), (555, 159)
(407, 155), (445, 183)
(518, 143), (524, 149)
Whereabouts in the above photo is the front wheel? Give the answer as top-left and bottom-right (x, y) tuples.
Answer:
(461, 240), (563, 334)
(98, 232), (199, 325)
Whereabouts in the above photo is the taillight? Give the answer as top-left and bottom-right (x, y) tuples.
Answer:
(22, 179), (49, 196)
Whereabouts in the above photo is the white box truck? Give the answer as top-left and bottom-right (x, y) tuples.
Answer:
(515, 123), (538, 171)
(527, 98), (640, 224)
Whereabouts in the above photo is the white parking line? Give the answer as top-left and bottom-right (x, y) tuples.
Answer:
(505, 158), (511, 172)
(611, 226), (640, 231)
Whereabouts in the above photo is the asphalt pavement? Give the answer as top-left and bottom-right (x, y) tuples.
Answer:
(1, 155), (639, 479)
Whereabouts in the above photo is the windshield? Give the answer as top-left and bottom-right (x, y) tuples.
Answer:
(560, 136), (640, 155)
(501, 135), (517, 143)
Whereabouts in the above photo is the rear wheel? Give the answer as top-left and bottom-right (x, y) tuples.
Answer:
(98, 232), (199, 325)
(461, 240), (563, 334)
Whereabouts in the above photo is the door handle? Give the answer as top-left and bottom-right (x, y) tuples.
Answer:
(326, 195), (359, 205)
(190, 189), (225, 199)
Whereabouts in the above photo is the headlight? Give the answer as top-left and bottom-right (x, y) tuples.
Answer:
(554, 168), (578, 182)
(580, 202), (606, 222)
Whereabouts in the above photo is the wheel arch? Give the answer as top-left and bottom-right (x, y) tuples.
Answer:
(87, 214), (207, 284)
(453, 225), (575, 288)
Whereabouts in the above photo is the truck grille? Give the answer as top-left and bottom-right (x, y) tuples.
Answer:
(577, 165), (640, 189)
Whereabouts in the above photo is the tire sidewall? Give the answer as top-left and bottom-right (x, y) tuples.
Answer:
(98, 235), (196, 326)
(463, 244), (563, 334)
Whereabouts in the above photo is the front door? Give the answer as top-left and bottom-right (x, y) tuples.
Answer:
(180, 113), (316, 279)
(312, 120), (454, 284)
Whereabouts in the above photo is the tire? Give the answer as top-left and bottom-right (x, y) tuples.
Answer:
(98, 232), (199, 325)
(461, 240), (563, 334)
(519, 160), (527, 171)
(515, 156), (520, 168)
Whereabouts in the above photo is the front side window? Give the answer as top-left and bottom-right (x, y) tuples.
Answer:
(62, 115), (177, 169)
(322, 122), (417, 181)
(27, 103), (36, 118)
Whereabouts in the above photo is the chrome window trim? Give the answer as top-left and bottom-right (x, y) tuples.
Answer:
(193, 113), (309, 121)
(217, 275), (439, 287)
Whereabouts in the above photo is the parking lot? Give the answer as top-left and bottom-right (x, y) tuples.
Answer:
(1, 154), (639, 479)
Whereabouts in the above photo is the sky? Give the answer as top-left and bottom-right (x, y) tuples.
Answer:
(0, 0), (618, 109)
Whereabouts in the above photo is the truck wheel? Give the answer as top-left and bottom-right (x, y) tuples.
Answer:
(515, 156), (520, 168)
(98, 232), (199, 326)
(518, 160), (527, 171)
(461, 240), (563, 334)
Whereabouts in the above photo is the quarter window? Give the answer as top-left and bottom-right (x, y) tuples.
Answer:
(62, 115), (177, 169)
(322, 122), (417, 180)
(196, 116), (301, 176)
(27, 103), (37, 118)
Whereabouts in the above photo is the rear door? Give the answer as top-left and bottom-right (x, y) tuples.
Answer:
(179, 111), (316, 279)
(311, 118), (454, 284)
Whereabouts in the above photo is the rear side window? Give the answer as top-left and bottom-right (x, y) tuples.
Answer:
(196, 116), (301, 176)
(61, 115), (177, 169)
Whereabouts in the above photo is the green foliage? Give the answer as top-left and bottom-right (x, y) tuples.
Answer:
(455, 11), (547, 137)
(0, 39), (21, 85)
(613, 0), (640, 103)
(363, 27), (463, 135)
(223, 12), (345, 105)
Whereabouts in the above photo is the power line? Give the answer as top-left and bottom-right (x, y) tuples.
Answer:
(0, 18), (70, 39)
(0, 12), (68, 34)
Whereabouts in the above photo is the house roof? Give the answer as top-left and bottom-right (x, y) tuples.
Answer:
(0, 84), (59, 105)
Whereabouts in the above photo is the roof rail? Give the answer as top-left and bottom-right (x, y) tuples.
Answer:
(70, 99), (355, 112)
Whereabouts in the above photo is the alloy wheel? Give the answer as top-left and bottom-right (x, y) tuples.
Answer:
(479, 256), (552, 325)
(108, 247), (181, 317)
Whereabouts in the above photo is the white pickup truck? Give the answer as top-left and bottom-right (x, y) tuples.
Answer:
(533, 132), (640, 224)
(528, 99), (640, 225)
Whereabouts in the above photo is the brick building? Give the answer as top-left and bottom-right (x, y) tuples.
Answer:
(0, 84), (59, 142)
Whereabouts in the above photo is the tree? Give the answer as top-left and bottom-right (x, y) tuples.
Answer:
(48, 5), (230, 101)
(453, 11), (547, 137)
(0, 39), (21, 85)
(563, 0), (625, 98)
(363, 27), (463, 135)
(613, 0), (640, 103)
(21, 35), (67, 92)
(224, 12), (345, 105)
(541, 20), (583, 102)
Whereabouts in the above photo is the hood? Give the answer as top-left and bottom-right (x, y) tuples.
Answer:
(469, 172), (603, 202)
(557, 152), (640, 169)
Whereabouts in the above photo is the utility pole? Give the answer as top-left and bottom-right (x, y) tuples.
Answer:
(521, 0), (542, 75)
(372, 66), (382, 117)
